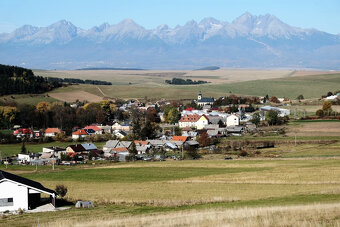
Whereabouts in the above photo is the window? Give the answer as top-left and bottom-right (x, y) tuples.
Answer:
(0, 198), (14, 207)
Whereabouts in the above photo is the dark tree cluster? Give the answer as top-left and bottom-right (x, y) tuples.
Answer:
(213, 95), (261, 107)
(165, 78), (209, 85)
(0, 100), (127, 135)
(46, 77), (112, 85)
(0, 64), (61, 96)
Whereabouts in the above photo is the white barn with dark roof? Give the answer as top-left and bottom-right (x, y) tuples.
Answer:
(0, 170), (57, 212)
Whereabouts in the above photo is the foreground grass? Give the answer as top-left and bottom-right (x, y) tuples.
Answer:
(44, 202), (340, 227)
(0, 158), (339, 226)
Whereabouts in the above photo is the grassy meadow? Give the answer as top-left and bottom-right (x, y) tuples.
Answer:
(1, 155), (340, 226)
(30, 69), (340, 102)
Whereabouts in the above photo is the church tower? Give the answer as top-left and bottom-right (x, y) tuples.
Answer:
(198, 91), (202, 100)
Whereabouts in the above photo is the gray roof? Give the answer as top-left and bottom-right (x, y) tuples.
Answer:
(226, 126), (244, 133)
(207, 130), (219, 136)
(198, 97), (214, 103)
(148, 140), (169, 146)
(185, 140), (199, 146)
(81, 143), (98, 150)
(121, 141), (132, 148)
(165, 142), (177, 149)
(208, 116), (224, 124)
(104, 140), (120, 148)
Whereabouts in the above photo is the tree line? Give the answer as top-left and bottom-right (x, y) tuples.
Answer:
(165, 78), (209, 85)
(0, 64), (62, 96)
(46, 77), (112, 85)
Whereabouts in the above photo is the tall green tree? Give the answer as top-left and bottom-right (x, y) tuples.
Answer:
(265, 110), (279, 126)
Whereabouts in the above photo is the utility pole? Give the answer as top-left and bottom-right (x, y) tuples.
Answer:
(0, 150), (2, 163)
(181, 145), (184, 160)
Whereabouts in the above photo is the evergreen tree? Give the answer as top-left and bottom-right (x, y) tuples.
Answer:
(21, 140), (27, 154)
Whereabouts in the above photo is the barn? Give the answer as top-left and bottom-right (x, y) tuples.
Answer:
(0, 170), (57, 212)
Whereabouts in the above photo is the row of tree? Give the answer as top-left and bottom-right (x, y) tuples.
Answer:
(165, 78), (209, 85)
(46, 77), (112, 85)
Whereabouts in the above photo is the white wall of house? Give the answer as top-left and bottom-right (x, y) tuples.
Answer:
(179, 121), (195, 128)
(72, 134), (86, 140)
(18, 154), (31, 163)
(0, 180), (28, 212)
(45, 132), (57, 137)
(227, 114), (240, 126)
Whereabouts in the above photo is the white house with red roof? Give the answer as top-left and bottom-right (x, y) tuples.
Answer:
(72, 129), (88, 140)
(84, 125), (103, 134)
(179, 114), (209, 130)
(44, 128), (62, 137)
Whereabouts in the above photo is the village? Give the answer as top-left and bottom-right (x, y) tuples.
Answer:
(0, 91), (297, 166)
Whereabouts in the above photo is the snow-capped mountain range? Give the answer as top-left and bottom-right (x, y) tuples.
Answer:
(0, 13), (339, 69)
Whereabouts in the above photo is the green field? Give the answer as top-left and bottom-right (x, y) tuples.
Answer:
(1, 156), (340, 226)
(48, 73), (340, 100)
(0, 94), (57, 105)
(1, 69), (339, 103)
(33, 70), (340, 102)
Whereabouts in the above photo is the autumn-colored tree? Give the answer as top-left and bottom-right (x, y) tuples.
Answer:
(100, 100), (111, 114)
(315, 109), (324, 117)
(269, 96), (280, 103)
(322, 101), (332, 111)
(167, 108), (180, 124)
(36, 102), (51, 112)
(198, 131), (210, 147)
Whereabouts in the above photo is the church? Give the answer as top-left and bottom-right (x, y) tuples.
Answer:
(196, 91), (214, 106)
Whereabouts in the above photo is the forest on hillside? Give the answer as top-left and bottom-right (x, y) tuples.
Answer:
(0, 64), (62, 96)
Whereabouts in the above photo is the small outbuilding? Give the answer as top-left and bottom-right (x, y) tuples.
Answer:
(0, 170), (57, 212)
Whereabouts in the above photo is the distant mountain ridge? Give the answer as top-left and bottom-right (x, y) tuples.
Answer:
(0, 13), (339, 70)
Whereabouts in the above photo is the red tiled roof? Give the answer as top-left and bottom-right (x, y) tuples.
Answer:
(171, 136), (188, 142)
(72, 129), (88, 135)
(134, 140), (149, 146)
(179, 114), (209, 123)
(84, 125), (102, 131)
(112, 147), (129, 152)
(179, 114), (201, 122)
(45, 128), (61, 134)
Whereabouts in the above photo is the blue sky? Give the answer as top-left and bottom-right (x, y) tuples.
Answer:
(1, 0), (339, 34)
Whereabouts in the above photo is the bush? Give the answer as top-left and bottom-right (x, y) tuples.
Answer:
(239, 150), (248, 157)
(55, 184), (68, 198)
(18, 208), (24, 214)
(316, 109), (324, 117)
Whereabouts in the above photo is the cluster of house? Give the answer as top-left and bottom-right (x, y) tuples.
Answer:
(13, 135), (202, 165)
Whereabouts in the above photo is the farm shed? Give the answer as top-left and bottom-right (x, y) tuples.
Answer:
(0, 170), (57, 212)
